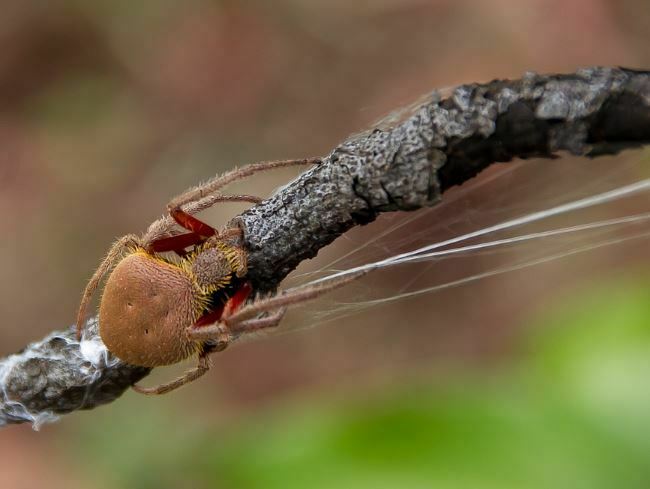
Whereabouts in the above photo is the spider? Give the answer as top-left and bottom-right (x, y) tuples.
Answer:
(76, 157), (367, 395)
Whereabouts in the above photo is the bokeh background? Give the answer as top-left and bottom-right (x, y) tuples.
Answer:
(1, 1), (649, 488)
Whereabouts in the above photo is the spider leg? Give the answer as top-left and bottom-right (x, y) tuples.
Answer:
(222, 282), (253, 316)
(189, 270), (367, 341)
(169, 207), (217, 238)
(132, 353), (211, 396)
(188, 308), (287, 342)
(187, 323), (230, 343)
(142, 158), (319, 250)
(230, 308), (287, 336)
(147, 231), (204, 254)
(223, 269), (369, 327)
(169, 194), (264, 235)
(76, 234), (142, 340)
(190, 281), (253, 338)
(141, 195), (260, 246)
(185, 270), (366, 363)
(168, 158), (321, 211)
(182, 194), (262, 211)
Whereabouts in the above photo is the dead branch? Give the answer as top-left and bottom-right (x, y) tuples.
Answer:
(2, 66), (648, 428)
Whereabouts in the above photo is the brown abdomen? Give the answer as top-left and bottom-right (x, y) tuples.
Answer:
(99, 252), (202, 367)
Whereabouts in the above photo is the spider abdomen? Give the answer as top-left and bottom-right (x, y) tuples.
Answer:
(98, 252), (203, 367)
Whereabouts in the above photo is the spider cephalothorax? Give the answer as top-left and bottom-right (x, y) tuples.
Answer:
(76, 158), (367, 395)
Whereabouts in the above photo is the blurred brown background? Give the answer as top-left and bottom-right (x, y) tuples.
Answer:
(0, 1), (649, 488)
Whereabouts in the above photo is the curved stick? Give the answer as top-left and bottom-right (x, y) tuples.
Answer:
(1, 67), (649, 428)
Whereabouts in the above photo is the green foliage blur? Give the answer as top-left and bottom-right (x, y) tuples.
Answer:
(71, 277), (650, 489)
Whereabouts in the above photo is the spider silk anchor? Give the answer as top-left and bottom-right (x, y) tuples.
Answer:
(76, 158), (367, 395)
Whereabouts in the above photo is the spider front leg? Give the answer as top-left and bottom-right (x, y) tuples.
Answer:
(188, 269), (369, 343)
(132, 353), (212, 396)
(147, 231), (205, 255)
(167, 158), (321, 211)
(142, 195), (258, 246)
(143, 158), (320, 249)
(147, 205), (246, 256)
(223, 269), (369, 326)
(189, 308), (288, 343)
(186, 281), (255, 344)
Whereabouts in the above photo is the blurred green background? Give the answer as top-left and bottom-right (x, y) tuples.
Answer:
(0, 1), (649, 488)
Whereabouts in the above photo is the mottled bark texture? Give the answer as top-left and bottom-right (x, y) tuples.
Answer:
(239, 67), (650, 289)
(1, 67), (648, 428)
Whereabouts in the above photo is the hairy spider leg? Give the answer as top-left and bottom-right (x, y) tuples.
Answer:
(142, 195), (261, 246)
(167, 158), (321, 211)
(145, 206), (220, 257)
(169, 194), (264, 236)
(190, 308), (287, 343)
(169, 207), (217, 238)
(146, 206), (220, 255)
(187, 269), (369, 344)
(193, 282), (252, 329)
(167, 194), (259, 239)
(161, 203), (251, 258)
(148, 228), (246, 258)
(151, 158), (322, 257)
(132, 353), (211, 396)
(147, 232), (205, 254)
(224, 269), (369, 326)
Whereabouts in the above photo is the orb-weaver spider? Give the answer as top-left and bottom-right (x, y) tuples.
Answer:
(76, 158), (366, 395)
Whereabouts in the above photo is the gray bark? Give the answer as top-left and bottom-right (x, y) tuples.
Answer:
(2, 66), (648, 428)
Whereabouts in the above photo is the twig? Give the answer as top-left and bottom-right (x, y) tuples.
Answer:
(2, 66), (648, 428)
